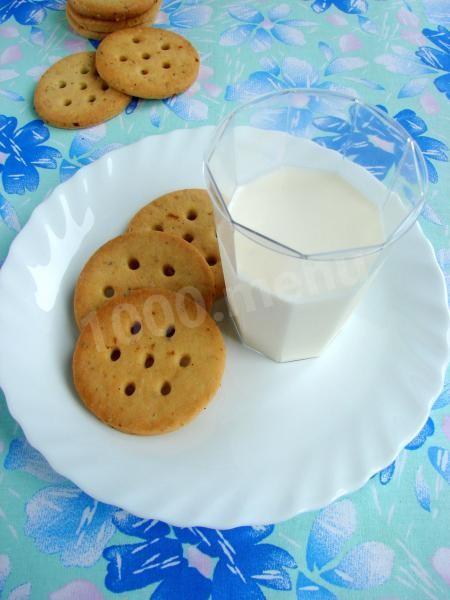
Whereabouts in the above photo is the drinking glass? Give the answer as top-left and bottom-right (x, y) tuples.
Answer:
(204, 89), (428, 362)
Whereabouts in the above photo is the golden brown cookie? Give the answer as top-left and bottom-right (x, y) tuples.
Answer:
(73, 288), (226, 435)
(95, 28), (200, 99)
(127, 189), (225, 300)
(74, 231), (215, 328)
(34, 52), (130, 128)
(71, 0), (153, 20)
(66, 0), (160, 33)
(66, 9), (106, 39)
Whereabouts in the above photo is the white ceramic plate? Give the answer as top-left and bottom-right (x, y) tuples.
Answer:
(0, 127), (448, 528)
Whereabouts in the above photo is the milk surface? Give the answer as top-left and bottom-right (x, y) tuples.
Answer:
(220, 166), (387, 361)
(230, 167), (384, 255)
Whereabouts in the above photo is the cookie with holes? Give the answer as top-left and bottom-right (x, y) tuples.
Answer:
(95, 27), (200, 99)
(74, 230), (215, 328)
(73, 288), (226, 435)
(127, 189), (225, 300)
(66, 0), (161, 35)
(34, 52), (130, 129)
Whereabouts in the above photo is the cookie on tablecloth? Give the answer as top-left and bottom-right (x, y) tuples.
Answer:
(66, 0), (160, 35)
(71, 0), (153, 20)
(74, 230), (215, 328)
(127, 189), (225, 300)
(34, 52), (130, 128)
(95, 27), (200, 99)
(66, 9), (106, 39)
(73, 288), (226, 435)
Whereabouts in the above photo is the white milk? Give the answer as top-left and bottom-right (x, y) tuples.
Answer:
(219, 166), (388, 362)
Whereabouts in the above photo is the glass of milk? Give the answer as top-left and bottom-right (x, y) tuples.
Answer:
(204, 89), (428, 362)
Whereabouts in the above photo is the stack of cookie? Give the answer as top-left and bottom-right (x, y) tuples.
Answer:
(66, 0), (161, 40)
(72, 189), (226, 436)
(34, 26), (200, 128)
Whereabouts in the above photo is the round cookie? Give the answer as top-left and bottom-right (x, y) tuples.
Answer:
(71, 0), (153, 20)
(66, 9), (106, 39)
(67, 0), (160, 33)
(73, 288), (226, 435)
(95, 28), (200, 99)
(74, 231), (215, 328)
(127, 189), (225, 300)
(34, 52), (130, 128)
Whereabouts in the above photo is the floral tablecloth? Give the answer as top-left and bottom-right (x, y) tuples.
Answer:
(0, 0), (450, 598)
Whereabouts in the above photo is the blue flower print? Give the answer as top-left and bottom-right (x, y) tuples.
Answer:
(393, 108), (448, 183)
(173, 525), (297, 597)
(159, 0), (212, 30)
(226, 56), (319, 102)
(416, 26), (450, 100)
(103, 513), (211, 599)
(220, 5), (311, 52)
(297, 500), (395, 597)
(25, 485), (118, 567)
(377, 417), (435, 485)
(306, 0), (367, 15)
(0, 0), (65, 26)
(0, 116), (61, 195)
(314, 106), (448, 183)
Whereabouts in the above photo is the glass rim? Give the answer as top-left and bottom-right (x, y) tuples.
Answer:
(204, 88), (428, 262)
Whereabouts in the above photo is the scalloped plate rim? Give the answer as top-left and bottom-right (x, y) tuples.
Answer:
(0, 126), (448, 528)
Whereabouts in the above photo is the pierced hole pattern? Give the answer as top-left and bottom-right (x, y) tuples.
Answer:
(179, 354), (191, 367)
(163, 264), (175, 277)
(104, 286), (114, 298)
(125, 383), (135, 396)
(165, 325), (175, 338)
(160, 381), (171, 395)
(128, 258), (140, 270)
(111, 348), (121, 361)
(130, 321), (141, 335)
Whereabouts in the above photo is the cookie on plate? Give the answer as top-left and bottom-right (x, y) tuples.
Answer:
(71, 0), (153, 20)
(74, 231), (215, 328)
(95, 27), (200, 99)
(34, 52), (130, 128)
(66, 0), (160, 34)
(73, 288), (226, 435)
(127, 189), (225, 300)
